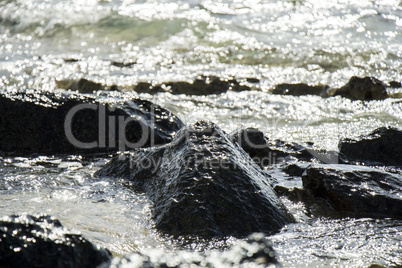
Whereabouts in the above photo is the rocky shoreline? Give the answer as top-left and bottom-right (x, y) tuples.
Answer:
(1, 87), (401, 267)
(56, 75), (402, 100)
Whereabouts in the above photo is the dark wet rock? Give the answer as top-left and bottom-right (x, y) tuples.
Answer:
(328, 76), (387, 100)
(271, 83), (328, 96)
(300, 164), (402, 219)
(0, 89), (184, 156)
(0, 214), (111, 268)
(96, 121), (294, 238)
(389, 81), (402, 88)
(110, 61), (136, 68)
(230, 128), (279, 167)
(57, 78), (103, 93)
(339, 127), (402, 166)
(56, 78), (120, 93)
(230, 128), (338, 165)
(282, 163), (306, 177)
(55, 78), (119, 93)
(63, 58), (80, 63)
(105, 233), (281, 268)
(246, 78), (260, 83)
(134, 76), (251, 95)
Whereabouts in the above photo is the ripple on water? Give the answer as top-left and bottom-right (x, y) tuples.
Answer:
(271, 218), (402, 267)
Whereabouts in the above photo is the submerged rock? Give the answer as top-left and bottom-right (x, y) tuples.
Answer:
(270, 83), (328, 96)
(134, 76), (251, 95)
(339, 127), (402, 166)
(96, 121), (294, 238)
(300, 164), (402, 219)
(105, 233), (281, 268)
(328, 76), (387, 100)
(0, 90), (184, 155)
(0, 214), (111, 268)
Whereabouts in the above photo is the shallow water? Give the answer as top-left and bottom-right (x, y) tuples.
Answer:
(1, 0), (402, 267)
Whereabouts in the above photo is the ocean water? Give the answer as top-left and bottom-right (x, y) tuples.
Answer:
(1, 0), (402, 267)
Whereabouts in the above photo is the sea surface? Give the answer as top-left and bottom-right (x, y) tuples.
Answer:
(1, 0), (402, 267)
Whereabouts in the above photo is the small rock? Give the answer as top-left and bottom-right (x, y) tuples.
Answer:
(133, 76), (251, 95)
(56, 78), (120, 93)
(230, 128), (336, 165)
(63, 58), (79, 63)
(282, 163), (306, 177)
(389, 81), (402, 88)
(246, 78), (260, 83)
(271, 83), (328, 96)
(329, 76), (387, 100)
(110, 61), (136, 68)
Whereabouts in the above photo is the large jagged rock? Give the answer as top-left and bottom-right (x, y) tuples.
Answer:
(339, 127), (402, 166)
(0, 214), (111, 268)
(299, 164), (402, 219)
(96, 121), (294, 238)
(230, 128), (338, 166)
(0, 90), (184, 156)
(104, 233), (281, 268)
(328, 76), (387, 100)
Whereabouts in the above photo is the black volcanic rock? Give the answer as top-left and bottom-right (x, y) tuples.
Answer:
(301, 164), (402, 219)
(0, 90), (184, 156)
(96, 121), (294, 238)
(0, 214), (111, 268)
(339, 127), (402, 166)
(329, 76), (387, 100)
(105, 233), (281, 268)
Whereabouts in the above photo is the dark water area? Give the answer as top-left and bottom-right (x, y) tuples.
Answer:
(1, 0), (402, 267)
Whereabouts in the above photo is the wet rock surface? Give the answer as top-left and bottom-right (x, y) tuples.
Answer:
(134, 76), (252, 95)
(53, 76), (395, 102)
(56, 78), (118, 93)
(299, 164), (402, 219)
(0, 214), (111, 268)
(389, 81), (402, 88)
(230, 128), (337, 165)
(0, 90), (184, 156)
(328, 76), (387, 100)
(96, 121), (294, 238)
(339, 127), (402, 166)
(271, 83), (328, 96)
(105, 233), (280, 268)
